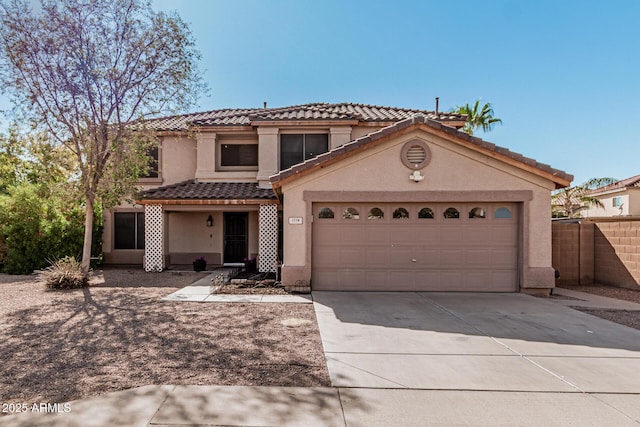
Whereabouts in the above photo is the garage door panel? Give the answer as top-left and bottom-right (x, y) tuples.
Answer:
(491, 249), (518, 266)
(314, 224), (342, 245)
(364, 248), (389, 265)
(339, 248), (365, 266)
(439, 249), (464, 266)
(465, 249), (493, 266)
(465, 227), (492, 245)
(341, 226), (366, 244)
(313, 247), (342, 267)
(388, 247), (414, 266)
(490, 226), (518, 244)
(365, 226), (389, 243)
(412, 226), (440, 242)
(389, 226), (417, 243)
(312, 202), (518, 292)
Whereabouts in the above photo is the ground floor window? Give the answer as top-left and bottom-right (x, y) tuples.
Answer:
(114, 212), (145, 249)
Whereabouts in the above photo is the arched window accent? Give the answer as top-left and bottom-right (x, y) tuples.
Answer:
(343, 207), (360, 220)
(393, 207), (409, 219)
(495, 207), (512, 219)
(318, 207), (334, 219)
(443, 207), (460, 219)
(418, 208), (434, 219)
(469, 207), (486, 219)
(368, 207), (384, 219)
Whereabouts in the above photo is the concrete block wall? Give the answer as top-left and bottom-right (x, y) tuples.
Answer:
(594, 221), (640, 289)
(552, 219), (640, 289)
(551, 222), (580, 286)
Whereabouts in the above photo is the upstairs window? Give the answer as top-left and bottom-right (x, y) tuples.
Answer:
(613, 196), (623, 207)
(280, 134), (328, 170)
(140, 145), (159, 178)
(220, 143), (258, 170)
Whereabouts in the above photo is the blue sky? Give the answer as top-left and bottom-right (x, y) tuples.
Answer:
(2, 0), (639, 185)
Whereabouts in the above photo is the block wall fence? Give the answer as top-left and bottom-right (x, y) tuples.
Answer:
(552, 219), (640, 289)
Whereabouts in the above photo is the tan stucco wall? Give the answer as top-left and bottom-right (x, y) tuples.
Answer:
(169, 212), (223, 254)
(168, 210), (259, 263)
(279, 128), (557, 290)
(161, 136), (197, 186)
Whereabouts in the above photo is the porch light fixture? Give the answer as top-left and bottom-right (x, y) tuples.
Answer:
(206, 215), (213, 227)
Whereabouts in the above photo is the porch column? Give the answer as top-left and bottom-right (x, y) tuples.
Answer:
(144, 204), (164, 272)
(258, 204), (278, 273)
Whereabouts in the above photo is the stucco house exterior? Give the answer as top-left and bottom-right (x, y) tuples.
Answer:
(102, 102), (572, 294)
(583, 174), (640, 217)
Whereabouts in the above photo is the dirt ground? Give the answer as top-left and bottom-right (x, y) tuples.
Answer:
(0, 268), (330, 410)
(558, 283), (640, 331)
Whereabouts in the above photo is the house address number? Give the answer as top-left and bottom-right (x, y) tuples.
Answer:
(288, 217), (303, 225)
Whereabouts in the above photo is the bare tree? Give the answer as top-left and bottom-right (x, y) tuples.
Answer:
(0, 0), (206, 271)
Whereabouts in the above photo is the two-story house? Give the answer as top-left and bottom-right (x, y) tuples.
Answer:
(102, 102), (572, 294)
(584, 174), (640, 217)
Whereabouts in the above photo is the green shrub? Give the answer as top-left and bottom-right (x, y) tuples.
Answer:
(0, 183), (101, 274)
(41, 256), (88, 289)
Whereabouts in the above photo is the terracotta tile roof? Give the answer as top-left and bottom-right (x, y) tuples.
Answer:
(140, 103), (466, 131)
(138, 180), (277, 201)
(270, 114), (573, 188)
(590, 174), (640, 193)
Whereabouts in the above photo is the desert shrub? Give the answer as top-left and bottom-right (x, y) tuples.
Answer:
(41, 256), (88, 289)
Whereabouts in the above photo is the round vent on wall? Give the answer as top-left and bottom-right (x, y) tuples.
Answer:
(401, 139), (431, 169)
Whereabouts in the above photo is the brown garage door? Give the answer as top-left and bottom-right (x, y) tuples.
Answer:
(311, 203), (518, 291)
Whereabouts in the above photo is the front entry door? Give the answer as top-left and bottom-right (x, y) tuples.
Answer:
(224, 212), (248, 263)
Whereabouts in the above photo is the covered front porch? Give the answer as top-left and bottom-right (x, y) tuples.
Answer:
(137, 181), (280, 273)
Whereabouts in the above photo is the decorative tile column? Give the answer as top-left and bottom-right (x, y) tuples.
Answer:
(144, 204), (164, 272)
(258, 204), (278, 273)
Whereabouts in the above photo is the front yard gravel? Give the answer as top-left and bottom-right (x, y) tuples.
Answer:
(0, 269), (330, 410)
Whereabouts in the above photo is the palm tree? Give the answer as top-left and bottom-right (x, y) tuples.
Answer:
(551, 177), (617, 218)
(453, 100), (502, 135)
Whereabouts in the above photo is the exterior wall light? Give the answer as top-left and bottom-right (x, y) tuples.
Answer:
(206, 215), (214, 227)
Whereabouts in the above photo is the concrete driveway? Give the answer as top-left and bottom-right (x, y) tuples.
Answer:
(313, 292), (640, 424)
(313, 292), (640, 392)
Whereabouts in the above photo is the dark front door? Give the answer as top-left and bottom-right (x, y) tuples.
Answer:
(224, 212), (248, 263)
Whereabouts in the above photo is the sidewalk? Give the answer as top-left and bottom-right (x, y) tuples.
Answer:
(3, 384), (639, 426)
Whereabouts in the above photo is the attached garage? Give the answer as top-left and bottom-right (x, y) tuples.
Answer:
(312, 203), (518, 291)
(270, 115), (572, 294)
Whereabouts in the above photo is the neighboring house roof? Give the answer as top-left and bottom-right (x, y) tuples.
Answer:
(270, 114), (573, 189)
(137, 181), (277, 204)
(141, 102), (467, 131)
(589, 174), (640, 195)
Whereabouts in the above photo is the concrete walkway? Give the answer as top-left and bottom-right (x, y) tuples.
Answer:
(551, 287), (640, 310)
(161, 272), (312, 303)
(5, 289), (640, 426)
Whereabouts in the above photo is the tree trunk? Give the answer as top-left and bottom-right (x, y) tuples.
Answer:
(81, 198), (94, 274)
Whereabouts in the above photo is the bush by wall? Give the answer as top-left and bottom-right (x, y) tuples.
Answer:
(0, 184), (99, 274)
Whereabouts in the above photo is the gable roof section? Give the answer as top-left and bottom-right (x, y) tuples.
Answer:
(589, 174), (640, 195)
(140, 103), (467, 131)
(270, 114), (573, 190)
(137, 181), (277, 205)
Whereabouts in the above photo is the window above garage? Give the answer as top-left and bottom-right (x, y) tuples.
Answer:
(280, 134), (329, 171)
